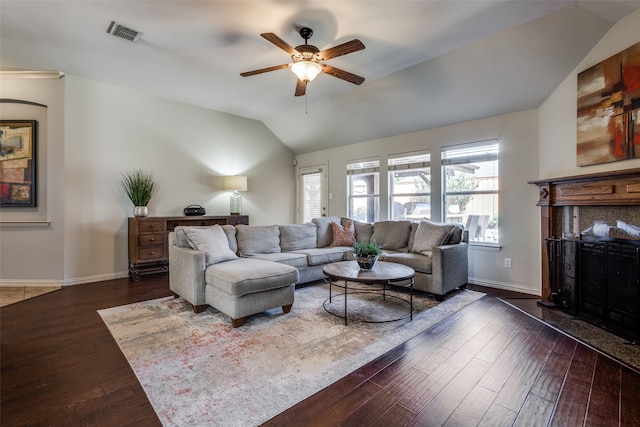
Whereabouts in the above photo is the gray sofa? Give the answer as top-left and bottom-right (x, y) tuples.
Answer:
(168, 216), (468, 326)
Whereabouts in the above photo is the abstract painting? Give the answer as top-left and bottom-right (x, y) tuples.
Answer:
(577, 42), (640, 166)
(0, 120), (37, 207)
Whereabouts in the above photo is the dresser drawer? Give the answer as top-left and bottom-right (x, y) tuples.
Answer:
(138, 245), (165, 260)
(139, 220), (164, 233)
(138, 232), (163, 246)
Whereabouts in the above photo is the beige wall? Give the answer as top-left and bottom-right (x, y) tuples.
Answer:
(296, 109), (541, 295)
(0, 77), (65, 285)
(539, 10), (640, 179)
(1, 75), (295, 285)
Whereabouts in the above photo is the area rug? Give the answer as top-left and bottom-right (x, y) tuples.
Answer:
(98, 283), (484, 426)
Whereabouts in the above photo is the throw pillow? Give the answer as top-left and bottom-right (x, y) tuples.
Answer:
(182, 225), (238, 266)
(412, 219), (456, 256)
(330, 220), (356, 246)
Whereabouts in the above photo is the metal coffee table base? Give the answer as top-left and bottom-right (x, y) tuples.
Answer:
(323, 280), (414, 325)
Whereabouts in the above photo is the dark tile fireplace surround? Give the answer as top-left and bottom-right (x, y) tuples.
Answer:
(530, 169), (640, 343)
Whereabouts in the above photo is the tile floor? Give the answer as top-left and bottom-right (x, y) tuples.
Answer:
(501, 297), (640, 372)
(0, 287), (62, 307)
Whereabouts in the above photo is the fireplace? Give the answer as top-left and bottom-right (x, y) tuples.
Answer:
(547, 235), (639, 341)
(530, 168), (640, 342)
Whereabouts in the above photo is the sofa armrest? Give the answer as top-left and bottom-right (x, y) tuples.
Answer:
(431, 243), (468, 294)
(169, 243), (207, 307)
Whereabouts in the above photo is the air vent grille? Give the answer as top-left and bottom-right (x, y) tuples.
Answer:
(107, 21), (142, 43)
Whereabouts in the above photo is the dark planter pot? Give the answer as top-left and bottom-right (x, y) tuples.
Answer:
(356, 255), (379, 270)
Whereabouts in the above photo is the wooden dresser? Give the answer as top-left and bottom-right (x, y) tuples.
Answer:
(127, 215), (249, 280)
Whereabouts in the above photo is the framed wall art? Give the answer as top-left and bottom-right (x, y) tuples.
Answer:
(577, 41), (640, 166)
(0, 120), (37, 207)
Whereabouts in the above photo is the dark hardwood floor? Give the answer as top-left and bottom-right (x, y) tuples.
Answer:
(2, 276), (639, 426)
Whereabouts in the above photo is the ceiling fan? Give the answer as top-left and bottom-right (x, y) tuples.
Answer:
(240, 27), (365, 96)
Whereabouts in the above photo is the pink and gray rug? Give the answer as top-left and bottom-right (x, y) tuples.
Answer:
(98, 283), (484, 426)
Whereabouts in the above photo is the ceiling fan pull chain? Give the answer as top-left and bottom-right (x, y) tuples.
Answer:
(305, 92), (308, 114)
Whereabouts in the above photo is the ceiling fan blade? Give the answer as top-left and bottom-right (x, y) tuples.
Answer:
(240, 64), (290, 77)
(321, 64), (365, 85)
(317, 39), (365, 60)
(261, 33), (298, 56)
(295, 79), (307, 97)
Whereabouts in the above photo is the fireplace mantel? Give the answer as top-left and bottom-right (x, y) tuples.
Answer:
(529, 167), (640, 302)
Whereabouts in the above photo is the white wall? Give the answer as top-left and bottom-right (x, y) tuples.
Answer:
(0, 77), (65, 285)
(296, 109), (541, 295)
(539, 10), (640, 179)
(1, 75), (296, 285)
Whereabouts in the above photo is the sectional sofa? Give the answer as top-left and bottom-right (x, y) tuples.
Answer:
(169, 216), (468, 326)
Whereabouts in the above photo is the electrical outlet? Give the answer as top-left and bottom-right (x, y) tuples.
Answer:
(504, 258), (512, 269)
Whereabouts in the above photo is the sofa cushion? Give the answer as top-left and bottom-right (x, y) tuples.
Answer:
(221, 224), (238, 253)
(312, 216), (341, 247)
(383, 251), (432, 274)
(290, 247), (346, 266)
(236, 224), (281, 256)
(173, 226), (191, 248)
(244, 252), (309, 268)
(182, 225), (238, 265)
(412, 219), (456, 255)
(407, 222), (419, 252)
(330, 220), (356, 246)
(443, 223), (464, 245)
(206, 258), (298, 297)
(279, 224), (317, 251)
(371, 221), (412, 250)
(353, 221), (373, 243)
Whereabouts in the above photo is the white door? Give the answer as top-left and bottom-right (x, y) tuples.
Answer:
(298, 165), (328, 223)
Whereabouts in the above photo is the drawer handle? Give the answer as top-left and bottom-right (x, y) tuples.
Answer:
(150, 238), (155, 241)
(149, 252), (154, 255)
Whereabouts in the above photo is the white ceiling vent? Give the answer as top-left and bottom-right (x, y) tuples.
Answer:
(107, 21), (142, 43)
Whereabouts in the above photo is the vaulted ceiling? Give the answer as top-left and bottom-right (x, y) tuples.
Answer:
(1, 1), (639, 153)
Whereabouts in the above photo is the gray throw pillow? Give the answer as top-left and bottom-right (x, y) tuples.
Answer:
(182, 225), (238, 265)
(412, 219), (456, 255)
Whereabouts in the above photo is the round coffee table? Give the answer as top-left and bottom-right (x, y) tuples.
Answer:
(322, 261), (415, 325)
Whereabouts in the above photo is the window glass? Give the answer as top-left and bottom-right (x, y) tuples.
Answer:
(388, 152), (431, 221)
(347, 159), (380, 222)
(442, 141), (499, 244)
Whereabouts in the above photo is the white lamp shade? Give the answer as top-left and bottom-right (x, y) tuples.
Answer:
(290, 61), (322, 82)
(223, 175), (247, 192)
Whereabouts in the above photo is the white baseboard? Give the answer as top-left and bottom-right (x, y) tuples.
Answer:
(63, 271), (130, 286)
(1, 271), (130, 287)
(468, 277), (540, 296)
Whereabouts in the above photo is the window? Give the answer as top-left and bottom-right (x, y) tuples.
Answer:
(347, 159), (380, 223)
(388, 152), (431, 221)
(298, 165), (326, 224)
(442, 140), (499, 244)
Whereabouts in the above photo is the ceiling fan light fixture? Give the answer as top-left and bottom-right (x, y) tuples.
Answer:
(290, 61), (322, 82)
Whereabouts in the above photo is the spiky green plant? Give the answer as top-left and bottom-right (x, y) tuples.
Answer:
(353, 241), (382, 257)
(122, 170), (156, 206)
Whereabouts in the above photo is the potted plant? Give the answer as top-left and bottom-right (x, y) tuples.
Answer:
(353, 241), (382, 269)
(122, 170), (157, 217)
